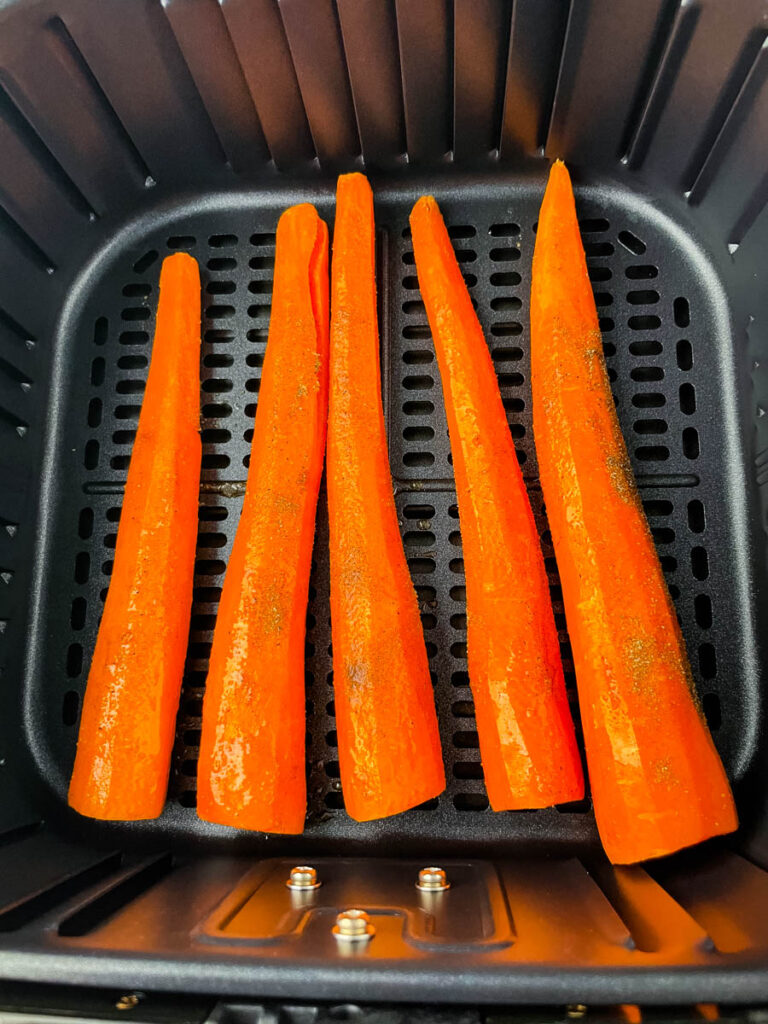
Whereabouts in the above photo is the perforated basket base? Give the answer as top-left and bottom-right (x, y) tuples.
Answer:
(25, 175), (761, 854)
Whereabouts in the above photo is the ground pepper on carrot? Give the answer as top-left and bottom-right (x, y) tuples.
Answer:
(197, 203), (329, 834)
(530, 160), (737, 863)
(328, 173), (445, 821)
(410, 196), (584, 811)
(68, 252), (202, 821)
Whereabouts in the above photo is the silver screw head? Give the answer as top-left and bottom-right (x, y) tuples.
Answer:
(416, 866), (451, 891)
(333, 908), (375, 941)
(115, 994), (141, 1012)
(286, 865), (321, 890)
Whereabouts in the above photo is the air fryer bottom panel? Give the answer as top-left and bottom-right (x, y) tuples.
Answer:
(3, 850), (768, 1004)
(25, 177), (761, 852)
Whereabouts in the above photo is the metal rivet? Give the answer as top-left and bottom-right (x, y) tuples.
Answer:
(567, 1005), (588, 1019)
(286, 865), (321, 890)
(115, 994), (141, 1012)
(333, 908), (375, 941)
(416, 866), (450, 892)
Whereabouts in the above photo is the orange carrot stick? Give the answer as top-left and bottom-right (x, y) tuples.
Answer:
(197, 204), (328, 834)
(530, 160), (737, 862)
(69, 253), (202, 820)
(410, 196), (584, 811)
(328, 173), (445, 821)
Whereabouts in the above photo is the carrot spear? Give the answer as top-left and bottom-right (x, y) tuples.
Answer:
(410, 195), (584, 811)
(328, 173), (445, 821)
(197, 203), (329, 834)
(69, 253), (202, 820)
(530, 160), (737, 863)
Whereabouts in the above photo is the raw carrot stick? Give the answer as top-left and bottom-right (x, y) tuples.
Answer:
(410, 196), (584, 811)
(328, 173), (445, 821)
(197, 204), (328, 834)
(530, 160), (737, 863)
(69, 253), (202, 820)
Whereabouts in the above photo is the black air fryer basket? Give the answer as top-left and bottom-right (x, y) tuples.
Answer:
(1, 0), (768, 1011)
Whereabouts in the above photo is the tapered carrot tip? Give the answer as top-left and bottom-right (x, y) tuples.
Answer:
(337, 171), (371, 200)
(162, 250), (199, 282)
(540, 160), (579, 222)
(278, 202), (322, 232)
(412, 196), (437, 216)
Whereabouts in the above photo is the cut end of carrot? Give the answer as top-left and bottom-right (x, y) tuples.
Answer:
(69, 794), (165, 819)
(197, 799), (306, 835)
(69, 744), (170, 820)
(344, 775), (445, 823)
(487, 777), (585, 813)
(605, 807), (739, 865)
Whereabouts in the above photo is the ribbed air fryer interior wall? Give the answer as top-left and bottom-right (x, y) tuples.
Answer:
(0, 0), (767, 1005)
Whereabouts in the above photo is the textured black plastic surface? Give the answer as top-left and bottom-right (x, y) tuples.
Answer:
(0, 0), (767, 1004)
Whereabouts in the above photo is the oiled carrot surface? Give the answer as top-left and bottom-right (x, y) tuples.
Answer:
(197, 203), (329, 834)
(410, 196), (584, 811)
(530, 160), (737, 863)
(328, 173), (445, 821)
(69, 253), (202, 820)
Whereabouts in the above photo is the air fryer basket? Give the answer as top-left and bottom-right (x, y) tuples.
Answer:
(1, 0), (768, 1007)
